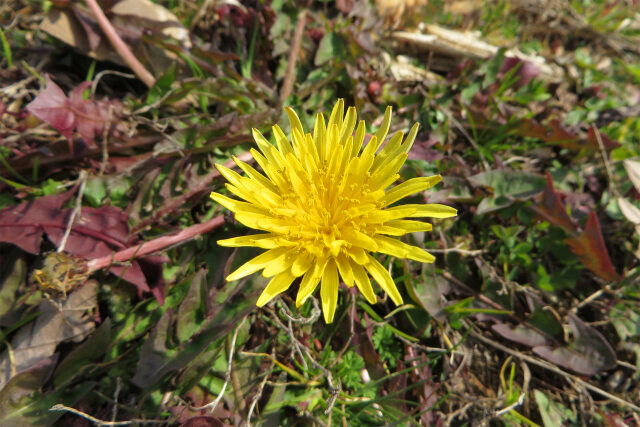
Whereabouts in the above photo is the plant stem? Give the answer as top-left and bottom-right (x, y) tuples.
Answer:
(84, 0), (156, 88)
(87, 215), (224, 272)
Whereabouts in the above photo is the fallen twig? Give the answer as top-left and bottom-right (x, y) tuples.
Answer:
(87, 215), (225, 272)
(84, 0), (156, 88)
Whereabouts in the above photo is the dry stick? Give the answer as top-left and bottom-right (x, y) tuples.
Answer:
(49, 404), (166, 426)
(131, 151), (253, 233)
(468, 328), (640, 412)
(58, 171), (88, 253)
(87, 215), (224, 272)
(84, 0), (156, 88)
(189, 317), (246, 412)
(592, 124), (619, 198)
(278, 10), (307, 109)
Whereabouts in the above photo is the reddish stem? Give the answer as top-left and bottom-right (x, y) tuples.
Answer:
(84, 0), (156, 88)
(87, 215), (225, 272)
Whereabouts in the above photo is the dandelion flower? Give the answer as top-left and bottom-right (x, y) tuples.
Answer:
(210, 100), (457, 323)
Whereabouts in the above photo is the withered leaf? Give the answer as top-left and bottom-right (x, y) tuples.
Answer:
(533, 314), (616, 376)
(0, 280), (97, 390)
(26, 75), (120, 147)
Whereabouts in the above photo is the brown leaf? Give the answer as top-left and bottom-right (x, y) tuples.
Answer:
(515, 118), (619, 151)
(566, 212), (620, 282)
(0, 280), (97, 389)
(180, 416), (224, 427)
(26, 75), (120, 147)
(533, 314), (616, 376)
(535, 172), (576, 231)
(532, 173), (619, 281)
(0, 191), (73, 254)
(0, 194), (166, 298)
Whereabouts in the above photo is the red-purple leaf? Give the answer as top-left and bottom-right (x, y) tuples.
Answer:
(566, 212), (620, 282)
(179, 416), (224, 427)
(492, 323), (551, 347)
(500, 57), (540, 89)
(0, 193), (165, 299)
(26, 75), (76, 141)
(0, 192), (73, 254)
(532, 174), (619, 282)
(533, 314), (616, 376)
(26, 75), (120, 147)
(535, 172), (576, 231)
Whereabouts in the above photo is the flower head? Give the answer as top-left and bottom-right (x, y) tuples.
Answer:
(211, 100), (457, 323)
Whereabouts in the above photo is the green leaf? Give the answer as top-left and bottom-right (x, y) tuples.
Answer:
(315, 32), (346, 66)
(176, 269), (207, 342)
(83, 177), (107, 207)
(0, 251), (25, 323)
(534, 390), (577, 427)
(0, 357), (93, 425)
(469, 170), (546, 214)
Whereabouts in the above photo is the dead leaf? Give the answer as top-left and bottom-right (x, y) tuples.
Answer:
(566, 212), (620, 282)
(536, 172), (576, 231)
(0, 280), (98, 390)
(0, 191), (74, 254)
(26, 75), (121, 147)
(618, 197), (640, 224)
(0, 193), (166, 298)
(41, 0), (190, 77)
(623, 159), (640, 193)
(533, 314), (616, 376)
(531, 173), (619, 282)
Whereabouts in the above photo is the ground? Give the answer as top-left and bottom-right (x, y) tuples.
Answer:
(0, 0), (639, 425)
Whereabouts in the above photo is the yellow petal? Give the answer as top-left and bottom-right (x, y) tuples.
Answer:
(217, 234), (287, 249)
(233, 156), (277, 193)
(365, 254), (402, 305)
(348, 247), (369, 265)
(285, 106), (304, 138)
(343, 229), (378, 250)
(338, 106), (356, 146)
(373, 105), (392, 151)
(272, 124), (294, 156)
(296, 258), (327, 307)
(321, 259), (339, 323)
(352, 120), (366, 157)
(380, 175), (442, 207)
(210, 192), (267, 216)
(351, 262), (376, 304)
(328, 99), (344, 131)
(371, 131), (403, 171)
(291, 251), (314, 277)
(335, 253), (354, 287)
(226, 247), (290, 281)
(263, 249), (297, 277)
(373, 235), (436, 263)
(312, 113), (326, 159)
(399, 204), (458, 218)
(401, 122), (420, 154)
(256, 270), (296, 307)
(378, 220), (433, 235)
(369, 153), (407, 191)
